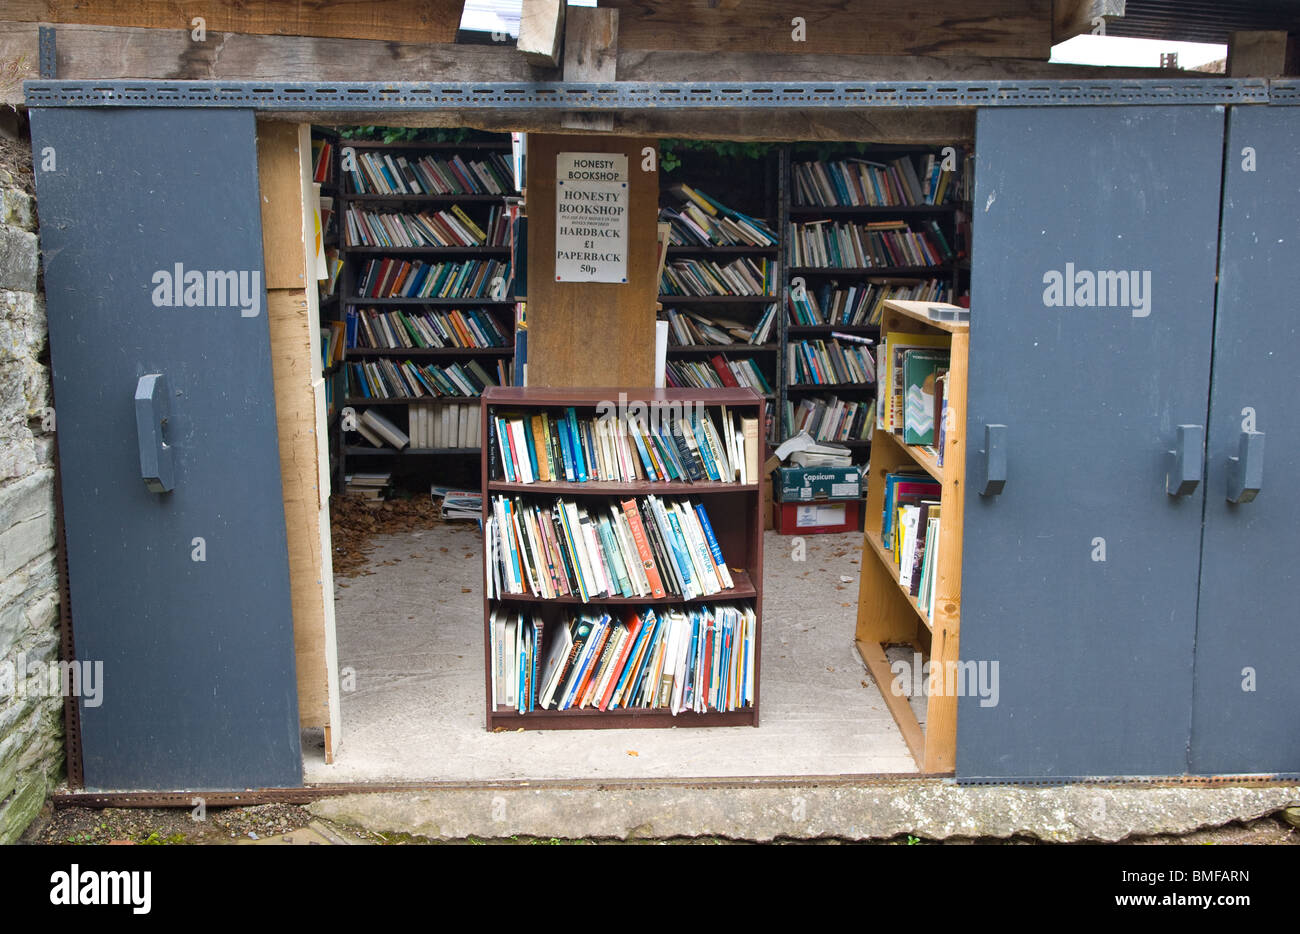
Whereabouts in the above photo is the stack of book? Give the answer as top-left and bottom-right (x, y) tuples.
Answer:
(659, 183), (777, 247)
(356, 258), (511, 300)
(348, 306), (510, 349)
(486, 494), (737, 603)
(491, 406), (760, 485)
(876, 329), (951, 441)
(431, 485), (483, 520)
(660, 257), (775, 297)
(787, 395), (875, 443)
(346, 357), (499, 399)
(791, 153), (959, 208)
(345, 204), (511, 248)
(786, 278), (948, 327)
(787, 220), (948, 269)
(881, 470), (943, 620)
(666, 357), (772, 394)
(490, 603), (756, 714)
(344, 149), (515, 196)
(663, 305), (777, 346)
(344, 471), (390, 500)
(787, 338), (877, 385)
(409, 402), (482, 450)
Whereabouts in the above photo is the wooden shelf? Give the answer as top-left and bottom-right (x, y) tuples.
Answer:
(788, 265), (948, 277)
(346, 296), (515, 305)
(483, 388), (765, 731)
(493, 569), (757, 606)
(854, 299), (968, 775)
(347, 346), (513, 357)
(489, 480), (759, 495)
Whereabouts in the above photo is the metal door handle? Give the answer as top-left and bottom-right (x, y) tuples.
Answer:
(978, 424), (1007, 496)
(1227, 430), (1264, 504)
(134, 373), (175, 493)
(1165, 424), (1203, 496)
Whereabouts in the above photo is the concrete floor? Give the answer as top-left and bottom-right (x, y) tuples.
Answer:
(303, 523), (919, 782)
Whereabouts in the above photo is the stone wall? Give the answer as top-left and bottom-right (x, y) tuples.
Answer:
(0, 151), (63, 844)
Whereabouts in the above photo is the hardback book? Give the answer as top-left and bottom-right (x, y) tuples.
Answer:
(902, 349), (950, 445)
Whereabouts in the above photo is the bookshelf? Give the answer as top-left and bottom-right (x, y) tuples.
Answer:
(854, 300), (968, 773)
(480, 386), (765, 730)
(311, 128), (343, 489)
(332, 134), (519, 492)
(779, 144), (970, 462)
(657, 151), (781, 446)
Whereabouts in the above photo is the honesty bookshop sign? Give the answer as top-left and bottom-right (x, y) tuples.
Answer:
(555, 152), (628, 283)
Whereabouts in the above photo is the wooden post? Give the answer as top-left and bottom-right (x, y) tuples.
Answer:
(256, 121), (341, 762)
(517, 0), (567, 67)
(562, 7), (620, 132)
(1227, 30), (1289, 77)
(524, 134), (659, 388)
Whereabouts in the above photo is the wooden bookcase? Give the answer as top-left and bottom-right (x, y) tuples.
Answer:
(480, 386), (765, 730)
(854, 299), (968, 773)
(779, 144), (970, 464)
(333, 135), (518, 488)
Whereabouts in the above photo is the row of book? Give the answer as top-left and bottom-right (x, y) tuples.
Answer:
(665, 357), (773, 394)
(791, 153), (961, 208)
(660, 257), (776, 297)
(490, 604), (756, 714)
(663, 305), (777, 347)
(876, 329), (951, 445)
(486, 495), (737, 603)
(347, 306), (510, 350)
(356, 258), (511, 300)
(491, 406), (761, 485)
(787, 395), (876, 443)
(320, 321), (345, 370)
(881, 471), (944, 618)
(788, 220), (949, 269)
(349, 402), (483, 451)
(345, 357), (500, 400)
(659, 183), (778, 248)
(344, 149), (516, 197)
(788, 338), (877, 386)
(344, 204), (511, 249)
(786, 278), (949, 328)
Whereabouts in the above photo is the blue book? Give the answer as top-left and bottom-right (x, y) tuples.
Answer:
(503, 499), (523, 591)
(629, 425), (660, 480)
(693, 503), (730, 587)
(556, 415), (576, 482)
(691, 418), (720, 481)
(524, 418), (539, 480)
(626, 610), (663, 707)
(664, 510), (698, 597)
(345, 308), (359, 347)
(495, 418), (517, 481)
(610, 611), (653, 710)
(561, 615), (608, 709)
(566, 407), (588, 482)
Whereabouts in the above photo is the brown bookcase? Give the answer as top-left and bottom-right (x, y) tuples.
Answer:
(480, 386), (765, 730)
(854, 300), (968, 773)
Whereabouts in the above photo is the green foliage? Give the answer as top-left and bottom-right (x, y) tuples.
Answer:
(336, 126), (492, 144)
(658, 139), (777, 174)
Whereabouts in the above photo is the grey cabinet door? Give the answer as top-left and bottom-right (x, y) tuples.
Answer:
(957, 106), (1224, 778)
(1191, 106), (1300, 775)
(29, 108), (302, 790)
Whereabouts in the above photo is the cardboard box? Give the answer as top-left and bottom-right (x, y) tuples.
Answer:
(776, 466), (862, 503)
(774, 499), (861, 535)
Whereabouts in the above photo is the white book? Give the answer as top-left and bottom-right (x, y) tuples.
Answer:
(744, 607), (756, 706)
(677, 501), (722, 595)
(502, 616), (517, 708)
(508, 419), (534, 482)
(898, 505), (921, 591)
(538, 621), (574, 710)
(561, 500), (598, 601)
(361, 408), (409, 449)
(609, 506), (649, 596)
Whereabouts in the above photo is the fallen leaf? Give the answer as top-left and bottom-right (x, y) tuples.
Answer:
(626, 750), (639, 757)
(461, 587), (472, 593)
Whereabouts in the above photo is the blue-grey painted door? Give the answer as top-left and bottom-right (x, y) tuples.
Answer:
(1190, 105), (1300, 775)
(957, 106), (1224, 778)
(29, 108), (302, 790)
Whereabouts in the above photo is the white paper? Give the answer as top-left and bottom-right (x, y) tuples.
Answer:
(555, 152), (628, 283)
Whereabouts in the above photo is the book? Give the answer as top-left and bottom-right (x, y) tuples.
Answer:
(902, 349), (949, 445)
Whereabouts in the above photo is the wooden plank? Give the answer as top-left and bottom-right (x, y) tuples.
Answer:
(1052, 0), (1124, 45)
(1227, 30), (1289, 78)
(562, 7), (619, 132)
(923, 327), (968, 774)
(856, 639), (926, 766)
(602, 0), (1054, 59)
(257, 122), (340, 752)
(517, 0), (566, 68)
(525, 134), (658, 388)
(3, 1), (464, 44)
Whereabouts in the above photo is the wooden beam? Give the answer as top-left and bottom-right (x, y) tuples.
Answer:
(1227, 30), (1289, 78)
(601, 0), (1055, 59)
(517, 0), (567, 68)
(1053, 0), (1125, 45)
(0, 21), (1187, 108)
(4, 0), (464, 44)
(562, 7), (619, 131)
(256, 121), (341, 758)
